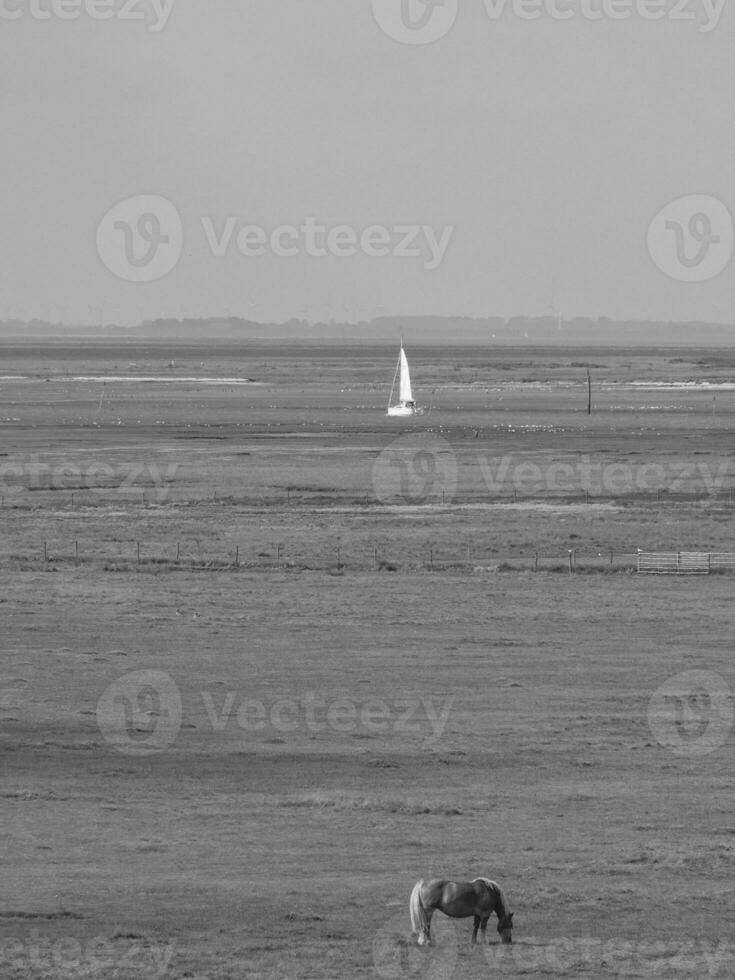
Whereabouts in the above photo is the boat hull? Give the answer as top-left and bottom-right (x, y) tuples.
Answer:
(387, 403), (423, 417)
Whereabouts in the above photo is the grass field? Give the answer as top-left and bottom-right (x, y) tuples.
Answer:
(2, 342), (735, 979)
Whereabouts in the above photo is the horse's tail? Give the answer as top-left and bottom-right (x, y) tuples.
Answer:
(409, 879), (428, 937)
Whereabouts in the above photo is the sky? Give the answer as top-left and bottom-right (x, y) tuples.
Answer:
(1, 0), (734, 327)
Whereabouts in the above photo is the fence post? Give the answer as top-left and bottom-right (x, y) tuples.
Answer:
(235, 545), (239, 566)
(534, 551), (539, 572)
(75, 540), (79, 562)
(137, 541), (141, 563)
(373, 545), (378, 570)
(176, 543), (180, 561)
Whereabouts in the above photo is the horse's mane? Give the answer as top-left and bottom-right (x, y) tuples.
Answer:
(472, 878), (510, 916)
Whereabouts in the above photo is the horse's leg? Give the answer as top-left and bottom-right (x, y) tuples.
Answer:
(480, 916), (490, 944)
(472, 915), (480, 944)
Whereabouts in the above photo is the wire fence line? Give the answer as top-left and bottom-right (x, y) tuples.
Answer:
(0, 542), (711, 575)
(6, 544), (735, 575)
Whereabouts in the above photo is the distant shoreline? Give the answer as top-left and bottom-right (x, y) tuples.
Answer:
(1, 315), (734, 347)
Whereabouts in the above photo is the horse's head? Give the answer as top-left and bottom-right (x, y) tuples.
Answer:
(497, 911), (513, 944)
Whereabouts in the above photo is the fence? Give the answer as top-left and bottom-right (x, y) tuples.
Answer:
(637, 551), (735, 575)
(5, 542), (735, 575)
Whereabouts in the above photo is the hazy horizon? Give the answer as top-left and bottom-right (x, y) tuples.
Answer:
(3, 1), (734, 327)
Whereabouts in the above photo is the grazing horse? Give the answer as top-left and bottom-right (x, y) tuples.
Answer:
(409, 877), (513, 946)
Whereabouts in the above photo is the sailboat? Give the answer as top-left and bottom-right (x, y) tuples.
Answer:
(387, 341), (422, 416)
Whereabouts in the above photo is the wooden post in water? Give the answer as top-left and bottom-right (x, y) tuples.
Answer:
(587, 370), (592, 415)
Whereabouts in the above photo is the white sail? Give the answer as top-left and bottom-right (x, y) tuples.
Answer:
(387, 341), (422, 416)
(398, 347), (413, 404)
